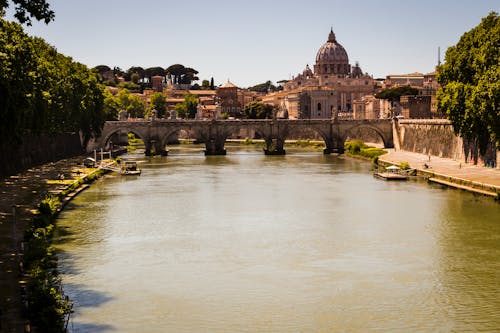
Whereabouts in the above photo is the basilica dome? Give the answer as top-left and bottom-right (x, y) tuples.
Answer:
(314, 29), (350, 76)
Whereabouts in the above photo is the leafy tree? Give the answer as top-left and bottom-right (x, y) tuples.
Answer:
(0, 18), (106, 146)
(182, 67), (199, 84)
(0, 0), (54, 25)
(174, 94), (198, 119)
(375, 86), (420, 102)
(146, 92), (167, 118)
(102, 89), (121, 120)
(93, 65), (112, 83)
(243, 101), (274, 119)
(125, 66), (144, 82)
(115, 89), (145, 118)
(117, 81), (141, 92)
(165, 64), (199, 86)
(144, 66), (165, 83)
(249, 80), (276, 93)
(437, 12), (500, 151)
(201, 79), (210, 90)
(130, 72), (140, 84)
(112, 66), (124, 78)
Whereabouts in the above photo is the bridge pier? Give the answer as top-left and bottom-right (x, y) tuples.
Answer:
(323, 147), (345, 154)
(145, 140), (168, 156)
(204, 139), (227, 156)
(264, 138), (286, 155)
(323, 135), (345, 154)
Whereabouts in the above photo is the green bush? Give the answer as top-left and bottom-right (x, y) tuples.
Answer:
(344, 141), (387, 160)
(399, 161), (411, 170)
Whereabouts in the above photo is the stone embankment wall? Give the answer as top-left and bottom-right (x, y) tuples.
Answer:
(395, 119), (497, 167)
(0, 134), (84, 178)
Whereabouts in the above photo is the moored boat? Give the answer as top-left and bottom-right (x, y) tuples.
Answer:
(121, 161), (141, 175)
(374, 165), (408, 180)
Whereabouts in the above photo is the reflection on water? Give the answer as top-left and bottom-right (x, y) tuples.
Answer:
(55, 146), (500, 332)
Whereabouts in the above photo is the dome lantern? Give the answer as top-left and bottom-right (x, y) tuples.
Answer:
(314, 29), (350, 77)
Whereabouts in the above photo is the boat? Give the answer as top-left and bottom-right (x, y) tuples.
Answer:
(121, 161), (141, 175)
(374, 165), (409, 180)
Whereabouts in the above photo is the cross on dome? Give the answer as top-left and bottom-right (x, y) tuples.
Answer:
(328, 28), (336, 42)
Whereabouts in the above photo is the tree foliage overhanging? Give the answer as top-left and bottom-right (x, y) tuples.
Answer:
(0, 0), (54, 25)
(0, 18), (107, 146)
(437, 12), (500, 151)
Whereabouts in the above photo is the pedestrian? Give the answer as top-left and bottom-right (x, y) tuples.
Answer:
(25, 320), (31, 333)
(428, 153), (431, 162)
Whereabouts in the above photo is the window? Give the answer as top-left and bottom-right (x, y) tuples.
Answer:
(317, 103), (322, 111)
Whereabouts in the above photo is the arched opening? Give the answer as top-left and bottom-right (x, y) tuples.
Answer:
(105, 130), (146, 155)
(343, 125), (386, 148)
(283, 126), (326, 153)
(158, 128), (205, 155)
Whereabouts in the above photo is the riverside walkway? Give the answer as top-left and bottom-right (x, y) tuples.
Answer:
(0, 156), (92, 332)
(379, 149), (500, 198)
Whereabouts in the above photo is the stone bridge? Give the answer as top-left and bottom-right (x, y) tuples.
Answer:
(89, 119), (394, 155)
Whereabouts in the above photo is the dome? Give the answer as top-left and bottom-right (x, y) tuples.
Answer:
(314, 29), (350, 76)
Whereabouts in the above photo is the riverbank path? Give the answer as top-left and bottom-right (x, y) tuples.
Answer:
(380, 149), (500, 191)
(0, 156), (91, 332)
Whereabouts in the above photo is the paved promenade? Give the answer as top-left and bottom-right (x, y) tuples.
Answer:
(379, 149), (500, 196)
(0, 156), (89, 332)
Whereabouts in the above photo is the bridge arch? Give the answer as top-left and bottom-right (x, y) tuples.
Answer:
(341, 123), (393, 148)
(101, 128), (148, 149)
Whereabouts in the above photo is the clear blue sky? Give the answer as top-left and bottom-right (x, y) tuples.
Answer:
(6, 0), (499, 87)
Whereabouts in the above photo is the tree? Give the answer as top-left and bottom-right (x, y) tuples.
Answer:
(243, 101), (274, 119)
(210, 77), (215, 90)
(249, 80), (276, 93)
(115, 89), (145, 118)
(102, 89), (120, 120)
(125, 66), (145, 82)
(174, 94), (198, 119)
(0, 18), (106, 146)
(144, 66), (165, 83)
(147, 92), (167, 118)
(375, 86), (420, 102)
(0, 0), (54, 25)
(437, 12), (500, 152)
(165, 64), (199, 86)
(201, 79), (210, 90)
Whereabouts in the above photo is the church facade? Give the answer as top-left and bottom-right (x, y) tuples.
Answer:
(265, 29), (380, 119)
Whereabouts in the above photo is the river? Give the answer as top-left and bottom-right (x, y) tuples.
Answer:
(55, 145), (500, 332)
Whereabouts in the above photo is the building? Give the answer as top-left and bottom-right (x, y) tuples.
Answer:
(217, 80), (242, 118)
(384, 72), (424, 87)
(269, 29), (380, 119)
(151, 75), (164, 92)
(400, 95), (432, 119)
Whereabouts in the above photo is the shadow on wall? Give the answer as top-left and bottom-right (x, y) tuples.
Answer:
(0, 134), (84, 178)
(397, 120), (497, 168)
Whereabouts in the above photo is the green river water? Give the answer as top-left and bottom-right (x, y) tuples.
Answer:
(55, 145), (500, 332)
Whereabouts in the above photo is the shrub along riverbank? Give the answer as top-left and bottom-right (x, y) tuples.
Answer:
(344, 140), (387, 163)
(22, 168), (106, 332)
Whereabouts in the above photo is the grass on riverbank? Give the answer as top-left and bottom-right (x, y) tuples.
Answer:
(344, 140), (387, 163)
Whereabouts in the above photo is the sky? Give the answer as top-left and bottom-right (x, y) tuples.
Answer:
(5, 0), (499, 88)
